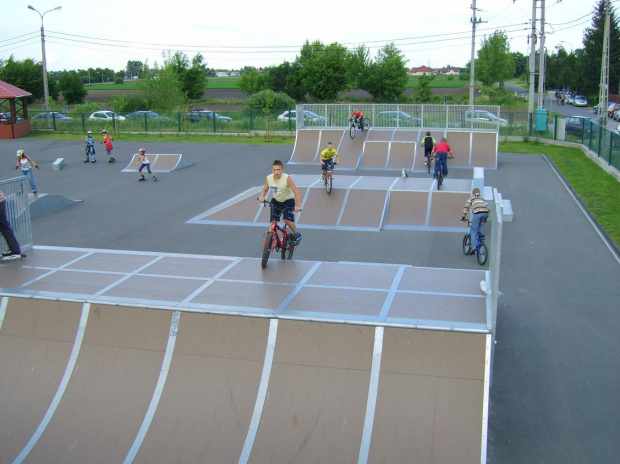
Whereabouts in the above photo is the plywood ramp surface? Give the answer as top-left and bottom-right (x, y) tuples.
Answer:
(290, 130), (320, 164)
(370, 328), (486, 463)
(250, 320), (374, 463)
(133, 313), (269, 464)
(0, 299), (82, 463)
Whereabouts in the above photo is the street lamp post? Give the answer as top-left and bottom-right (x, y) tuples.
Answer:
(28, 5), (61, 126)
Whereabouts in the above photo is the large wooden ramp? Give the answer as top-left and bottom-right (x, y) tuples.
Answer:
(0, 247), (491, 463)
(290, 129), (497, 171)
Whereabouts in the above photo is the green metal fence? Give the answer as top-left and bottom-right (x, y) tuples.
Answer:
(28, 108), (619, 171)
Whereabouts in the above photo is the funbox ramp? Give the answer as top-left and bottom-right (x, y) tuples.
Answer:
(291, 129), (498, 171)
(189, 174), (473, 232)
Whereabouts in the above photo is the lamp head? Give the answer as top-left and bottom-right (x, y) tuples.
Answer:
(28, 5), (35, 10)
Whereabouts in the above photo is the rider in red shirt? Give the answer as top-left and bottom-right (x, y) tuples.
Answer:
(350, 109), (364, 132)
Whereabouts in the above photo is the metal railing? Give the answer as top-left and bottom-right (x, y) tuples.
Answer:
(0, 177), (34, 254)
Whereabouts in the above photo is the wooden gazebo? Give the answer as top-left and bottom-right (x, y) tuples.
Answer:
(0, 80), (31, 139)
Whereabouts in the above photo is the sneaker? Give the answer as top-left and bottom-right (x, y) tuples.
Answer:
(33, 191), (37, 196)
(401, 169), (408, 179)
(2, 250), (13, 257)
(293, 232), (302, 245)
(91, 160), (96, 163)
(139, 177), (146, 182)
(109, 157), (116, 163)
(320, 174), (324, 181)
(84, 160), (89, 163)
(424, 160), (428, 166)
(153, 177), (158, 182)
(468, 248), (476, 255)
(2, 253), (23, 262)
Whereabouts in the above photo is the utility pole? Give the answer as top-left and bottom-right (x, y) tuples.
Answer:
(27, 4), (61, 127)
(469, 0), (482, 107)
(528, 0), (537, 115)
(599, 0), (611, 127)
(537, 0), (546, 109)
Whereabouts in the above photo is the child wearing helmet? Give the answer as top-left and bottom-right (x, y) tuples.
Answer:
(100, 130), (115, 163)
(134, 148), (157, 182)
(15, 150), (39, 195)
(85, 130), (96, 163)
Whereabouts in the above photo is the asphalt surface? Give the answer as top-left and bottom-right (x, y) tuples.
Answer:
(1, 137), (619, 463)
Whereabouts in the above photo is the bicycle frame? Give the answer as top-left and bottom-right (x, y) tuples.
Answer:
(259, 200), (297, 268)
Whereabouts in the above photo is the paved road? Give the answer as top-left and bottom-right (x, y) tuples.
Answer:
(1, 138), (619, 463)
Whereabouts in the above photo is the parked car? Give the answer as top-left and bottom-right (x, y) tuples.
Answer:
(124, 110), (170, 121)
(31, 112), (73, 121)
(463, 110), (508, 127)
(89, 111), (125, 121)
(565, 116), (597, 136)
(566, 94), (576, 105)
(277, 110), (326, 122)
(1, 111), (23, 123)
(573, 95), (588, 107)
(183, 110), (232, 123)
(607, 102), (618, 118)
(375, 110), (421, 126)
(615, 123), (620, 135)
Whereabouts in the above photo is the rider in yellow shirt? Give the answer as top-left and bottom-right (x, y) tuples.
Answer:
(319, 142), (339, 180)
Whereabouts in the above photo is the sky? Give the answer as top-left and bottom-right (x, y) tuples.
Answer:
(0, 0), (605, 75)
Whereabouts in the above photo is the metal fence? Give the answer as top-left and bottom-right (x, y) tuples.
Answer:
(500, 113), (620, 170)
(28, 107), (619, 170)
(0, 177), (33, 254)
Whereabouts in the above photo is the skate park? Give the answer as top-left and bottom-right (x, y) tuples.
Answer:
(0, 108), (619, 463)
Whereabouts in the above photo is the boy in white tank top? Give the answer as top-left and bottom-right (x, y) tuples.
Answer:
(258, 159), (302, 244)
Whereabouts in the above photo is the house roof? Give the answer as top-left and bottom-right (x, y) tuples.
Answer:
(0, 80), (32, 99)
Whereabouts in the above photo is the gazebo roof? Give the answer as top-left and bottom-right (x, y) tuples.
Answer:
(0, 80), (32, 99)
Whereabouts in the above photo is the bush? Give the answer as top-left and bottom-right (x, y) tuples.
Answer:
(114, 77), (124, 85)
(73, 102), (100, 114)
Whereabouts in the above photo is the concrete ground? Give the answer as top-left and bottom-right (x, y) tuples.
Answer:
(1, 137), (619, 463)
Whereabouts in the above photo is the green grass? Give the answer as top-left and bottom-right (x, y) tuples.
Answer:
(500, 141), (620, 247)
(85, 77), (242, 92)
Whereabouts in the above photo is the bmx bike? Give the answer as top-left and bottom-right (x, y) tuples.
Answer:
(258, 199), (300, 268)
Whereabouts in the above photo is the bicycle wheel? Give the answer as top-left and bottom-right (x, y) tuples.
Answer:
(477, 243), (488, 265)
(281, 234), (295, 260)
(261, 232), (274, 268)
(349, 124), (356, 139)
(362, 118), (370, 131)
(437, 170), (443, 190)
(427, 156), (431, 173)
(462, 234), (471, 255)
(325, 170), (333, 194)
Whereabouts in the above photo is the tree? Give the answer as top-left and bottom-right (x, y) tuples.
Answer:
(137, 64), (184, 111)
(167, 51), (208, 100)
(238, 68), (265, 95)
(346, 45), (371, 91)
(0, 56), (44, 102)
(57, 72), (87, 104)
(579, 0), (620, 96)
(263, 62), (305, 101)
(296, 40), (349, 101)
(412, 74), (435, 103)
(364, 43), (409, 101)
(126, 60), (144, 79)
(247, 90), (295, 141)
(511, 52), (528, 78)
(476, 31), (515, 88)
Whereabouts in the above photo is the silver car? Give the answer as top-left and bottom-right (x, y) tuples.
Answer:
(573, 95), (588, 107)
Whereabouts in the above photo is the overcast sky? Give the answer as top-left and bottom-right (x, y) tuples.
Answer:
(1, 0), (602, 74)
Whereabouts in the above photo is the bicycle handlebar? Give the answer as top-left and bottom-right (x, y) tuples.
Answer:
(257, 198), (302, 213)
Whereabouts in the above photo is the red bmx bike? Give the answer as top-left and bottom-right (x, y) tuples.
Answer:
(258, 199), (300, 268)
